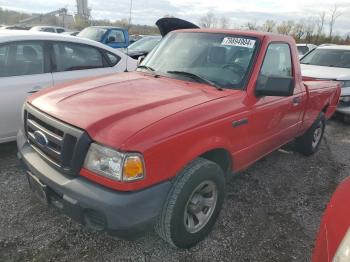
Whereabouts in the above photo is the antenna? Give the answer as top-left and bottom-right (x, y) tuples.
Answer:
(125, 0), (133, 72)
(128, 0), (133, 27)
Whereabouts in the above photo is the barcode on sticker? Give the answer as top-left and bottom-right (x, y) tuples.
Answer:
(221, 37), (256, 48)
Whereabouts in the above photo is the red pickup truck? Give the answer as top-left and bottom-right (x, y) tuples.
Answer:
(17, 29), (341, 248)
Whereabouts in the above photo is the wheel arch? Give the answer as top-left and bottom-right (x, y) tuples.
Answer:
(199, 148), (233, 176)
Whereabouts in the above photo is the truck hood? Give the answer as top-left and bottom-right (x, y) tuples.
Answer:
(29, 72), (228, 148)
(301, 64), (350, 80)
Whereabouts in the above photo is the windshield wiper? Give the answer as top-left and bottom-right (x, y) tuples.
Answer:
(167, 70), (223, 90)
(137, 65), (155, 71)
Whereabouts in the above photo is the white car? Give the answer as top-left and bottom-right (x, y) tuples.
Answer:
(30, 26), (68, 34)
(300, 45), (350, 123)
(296, 43), (317, 59)
(0, 30), (137, 143)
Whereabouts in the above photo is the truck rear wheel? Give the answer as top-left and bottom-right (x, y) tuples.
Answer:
(295, 113), (325, 156)
(156, 158), (225, 248)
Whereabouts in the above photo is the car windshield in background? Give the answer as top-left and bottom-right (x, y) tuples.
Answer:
(78, 27), (107, 41)
(141, 32), (258, 89)
(128, 36), (161, 52)
(301, 49), (350, 68)
(297, 46), (309, 56)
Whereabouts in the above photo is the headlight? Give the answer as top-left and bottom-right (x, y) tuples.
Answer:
(339, 96), (350, 103)
(340, 81), (350, 88)
(83, 143), (145, 182)
(333, 227), (350, 262)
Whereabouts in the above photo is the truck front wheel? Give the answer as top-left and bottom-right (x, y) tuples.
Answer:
(156, 158), (225, 248)
(295, 112), (325, 156)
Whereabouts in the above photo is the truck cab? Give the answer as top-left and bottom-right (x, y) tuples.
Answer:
(77, 26), (129, 49)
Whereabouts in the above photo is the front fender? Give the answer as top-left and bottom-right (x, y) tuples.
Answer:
(141, 133), (233, 189)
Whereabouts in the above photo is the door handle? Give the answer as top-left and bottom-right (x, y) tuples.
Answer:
(28, 86), (42, 94)
(292, 97), (301, 106)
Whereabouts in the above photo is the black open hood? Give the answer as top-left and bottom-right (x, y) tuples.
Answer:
(156, 17), (200, 37)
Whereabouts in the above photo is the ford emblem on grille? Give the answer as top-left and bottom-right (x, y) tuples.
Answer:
(33, 131), (49, 147)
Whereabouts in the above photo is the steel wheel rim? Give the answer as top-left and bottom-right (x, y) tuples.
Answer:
(184, 180), (218, 234)
(312, 121), (323, 149)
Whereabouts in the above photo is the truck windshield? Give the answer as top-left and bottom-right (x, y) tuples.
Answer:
(78, 27), (107, 42)
(301, 49), (350, 69)
(140, 32), (258, 89)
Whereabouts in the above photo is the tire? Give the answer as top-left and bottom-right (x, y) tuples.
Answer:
(156, 158), (225, 248)
(295, 112), (326, 156)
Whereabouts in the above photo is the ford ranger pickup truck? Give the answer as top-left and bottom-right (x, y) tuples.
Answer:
(17, 29), (341, 248)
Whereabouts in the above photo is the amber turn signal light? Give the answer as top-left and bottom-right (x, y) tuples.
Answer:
(123, 155), (145, 182)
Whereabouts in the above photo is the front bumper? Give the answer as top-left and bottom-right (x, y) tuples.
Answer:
(336, 106), (350, 116)
(337, 87), (350, 116)
(17, 129), (171, 238)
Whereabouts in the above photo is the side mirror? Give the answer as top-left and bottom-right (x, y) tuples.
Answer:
(137, 56), (145, 66)
(107, 36), (116, 43)
(255, 75), (295, 97)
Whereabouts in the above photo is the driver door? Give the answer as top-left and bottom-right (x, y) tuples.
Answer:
(238, 43), (304, 166)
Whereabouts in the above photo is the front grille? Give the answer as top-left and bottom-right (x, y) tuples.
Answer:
(24, 104), (91, 175)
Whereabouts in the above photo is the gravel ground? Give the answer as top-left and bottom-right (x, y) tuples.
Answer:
(0, 119), (349, 262)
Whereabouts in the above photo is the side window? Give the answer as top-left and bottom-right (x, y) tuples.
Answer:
(105, 52), (121, 66)
(53, 42), (104, 72)
(56, 28), (65, 33)
(260, 43), (292, 77)
(43, 28), (55, 33)
(0, 42), (45, 77)
(107, 30), (125, 43)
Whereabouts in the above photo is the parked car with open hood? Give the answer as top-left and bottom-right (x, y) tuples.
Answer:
(126, 18), (199, 60)
(301, 45), (350, 123)
(17, 28), (340, 248)
(0, 30), (137, 143)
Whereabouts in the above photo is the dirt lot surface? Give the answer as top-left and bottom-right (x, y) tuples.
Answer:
(0, 119), (349, 262)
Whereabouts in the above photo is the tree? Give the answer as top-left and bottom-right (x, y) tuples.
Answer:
(304, 17), (317, 43)
(317, 11), (326, 36)
(74, 15), (89, 30)
(199, 12), (217, 28)
(328, 5), (342, 39)
(245, 21), (258, 30)
(292, 21), (305, 40)
(219, 16), (230, 29)
(276, 20), (294, 35)
(262, 20), (276, 32)
(315, 11), (326, 44)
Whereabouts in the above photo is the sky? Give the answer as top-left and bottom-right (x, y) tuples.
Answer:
(0, 0), (349, 35)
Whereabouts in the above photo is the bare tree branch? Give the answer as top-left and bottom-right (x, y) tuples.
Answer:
(329, 5), (342, 38)
(262, 20), (276, 32)
(199, 12), (218, 28)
